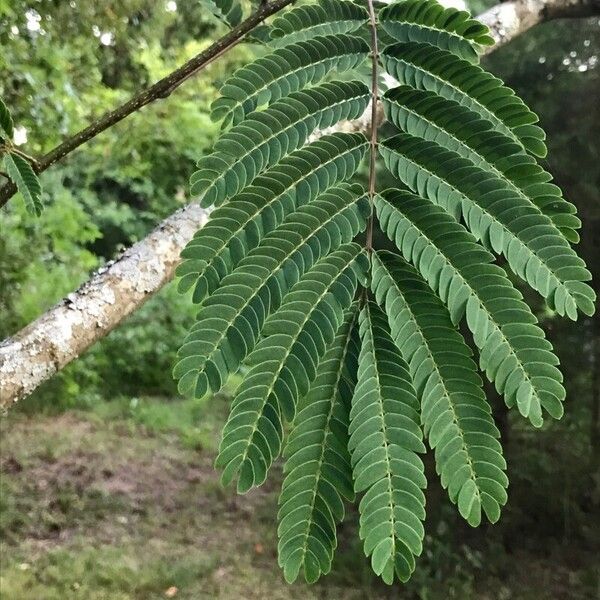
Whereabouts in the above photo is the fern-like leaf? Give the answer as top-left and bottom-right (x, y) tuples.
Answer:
(192, 80), (370, 206)
(174, 0), (595, 584)
(3, 152), (43, 216)
(379, 0), (494, 63)
(376, 189), (565, 427)
(177, 132), (368, 302)
(215, 244), (368, 493)
(350, 301), (426, 584)
(278, 306), (358, 583)
(174, 186), (370, 398)
(371, 251), (508, 525)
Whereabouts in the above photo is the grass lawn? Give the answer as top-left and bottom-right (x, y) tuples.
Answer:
(1, 391), (598, 599)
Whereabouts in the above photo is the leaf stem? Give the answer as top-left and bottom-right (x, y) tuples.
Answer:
(365, 0), (379, 252)
(9, 147), (40, 168)
(0, 0), (295, 209)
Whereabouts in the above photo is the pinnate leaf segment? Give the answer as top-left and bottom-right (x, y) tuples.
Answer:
(174, 0), (595, 584)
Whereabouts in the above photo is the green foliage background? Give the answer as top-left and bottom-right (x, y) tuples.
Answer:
(0, 0), (257, 400)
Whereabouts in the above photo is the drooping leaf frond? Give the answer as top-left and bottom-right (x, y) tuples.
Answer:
(174, 184), (370, 399)
(278, 306), (358, 583)
(215, 244), (368, 493)
(382, 85), (580, 242)
(379, 0), (494, 63)
(350, 301), (426, 584)
(177, 132), (368, 302)
(371, 251), (508, 525)
(381, 42), (547, 157)
(380, 134), (595, 319)
(192, 80), (370, 206)
(269, 0), (369, 47)
(3, 152), (43, 216)
(175, 0), (595, 584)
(375, 189), (564, 427)
(211, 34), (369, 127)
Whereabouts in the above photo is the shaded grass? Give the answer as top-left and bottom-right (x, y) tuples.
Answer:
(1, 391), (598, 599)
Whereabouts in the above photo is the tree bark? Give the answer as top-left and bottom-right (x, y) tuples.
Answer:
(1, 0), (599, 409)
(479, 0), (600, 50)
(0, 205), (209, 407)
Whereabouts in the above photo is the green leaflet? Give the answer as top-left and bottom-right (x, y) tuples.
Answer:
(278, 306), (358, 584)
(211, 33), (369, 126)
(380, 133), (595, 319)
(0, 96), (14, 138)
(350, 301), (426, 584)
(192, 80), (370, 207)
(383, 85), (580, 243)
(269, 0), (368, 47)
(177, 132), (368, 302)
(371, 251), (508, 526)
(201, 0), (243, 27)
(375, 189), (565, 427)
(174, 185), (370, 399)
(215, 244), (369, 493)
(379, 0), (494, 64)
(3, 152), (43, 216)
(381, 42), (547, 157)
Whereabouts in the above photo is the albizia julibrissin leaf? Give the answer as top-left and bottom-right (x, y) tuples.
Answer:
(174, 0), (595, 587)
(3, 152), (43, 216)
(350, 301), (426, 584)
(174, 184), (370, 399)
(371, 250), (507, 526)
(192, 80), (370, 207)
(375, 189), (564, 428)
(278, 305), (358, 584)
(215, 244), (368, 493)
(177, 132), (368, 302)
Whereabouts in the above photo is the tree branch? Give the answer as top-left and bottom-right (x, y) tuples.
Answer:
(0, 204), (209, 407)
(2, 0), (599, 408)
(0, 0), (295, 209)
(479, 0), (600, 51)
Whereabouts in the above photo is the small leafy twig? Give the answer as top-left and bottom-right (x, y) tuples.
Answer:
(0, 96), (44, 214)
(0, 0), (294, 210)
